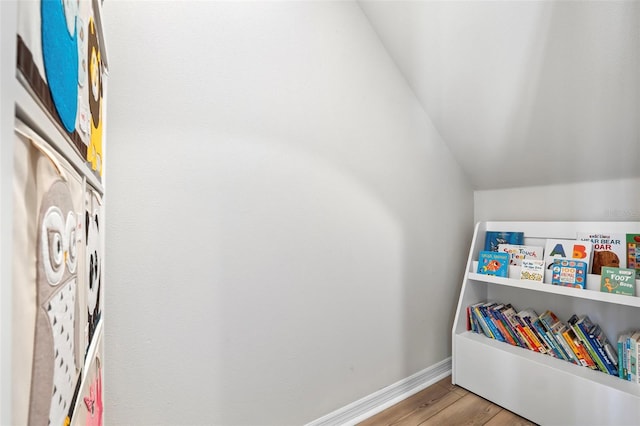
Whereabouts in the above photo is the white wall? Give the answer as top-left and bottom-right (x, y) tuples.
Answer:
(360, 1), (640, 189)
(475, 178), (640, 223)
(104, 1), (472, 425)
(0, 2), (17, 422)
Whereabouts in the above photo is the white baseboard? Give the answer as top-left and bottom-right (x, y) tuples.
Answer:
(305, 357), (452, 426)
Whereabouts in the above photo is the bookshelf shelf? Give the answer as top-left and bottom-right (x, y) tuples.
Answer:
(459, 331), (640, 398)
(452, 221), (640, 426)
(467, 272), (640, 308)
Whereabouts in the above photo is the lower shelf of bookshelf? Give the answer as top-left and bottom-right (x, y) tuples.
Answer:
(453, 331), (640, 426)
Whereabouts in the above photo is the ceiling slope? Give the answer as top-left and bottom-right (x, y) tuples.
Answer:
(360, 0), (640, 189)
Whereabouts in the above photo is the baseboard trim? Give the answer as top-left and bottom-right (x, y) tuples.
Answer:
(306, 357), (452, 426)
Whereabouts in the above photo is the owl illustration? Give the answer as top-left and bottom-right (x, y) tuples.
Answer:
(86, 199), (102, 347)
(30, 179), (81, 426)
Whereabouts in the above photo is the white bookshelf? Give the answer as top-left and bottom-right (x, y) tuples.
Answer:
(452, 221), (640, 426)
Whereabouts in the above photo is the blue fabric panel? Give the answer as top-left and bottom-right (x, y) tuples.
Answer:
(41, 0), (79, 133)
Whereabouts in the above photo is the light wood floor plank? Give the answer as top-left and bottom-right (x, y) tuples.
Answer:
(484, 409), (537, 426)
(416, 393), (502, 426)
(388, 390), (463, 426)
(434, 376), (469, 397)
(357, 375), (536, 426)
(358, 383), (455, 426)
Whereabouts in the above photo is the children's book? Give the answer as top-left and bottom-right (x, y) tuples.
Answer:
(571, 315), (617, 375)
(600, 267), (636, 296)
(544, 239), (592, 271)
(501, 304), (533, 350)
(589, 323), (619, 375)
(496, 304), (527, 348)
(562, 327), (597, 369)
(497, 244), (544, 266)
(635, 333), (640, 384)
(518, 308), (555, 357)
(479, 302), (505, 342)
(470, 302), (493, 338)
(544, 239), (593, 269)
(539, 310), (575, 363)
(630, 331), (640, 383)
(627, 234), (640, 280)
(514, 315), (545, 354)
(551, 322), (579, 365)
(477, 251), (509, 277)
(569, 315), (609, 374)
(618, 333), (631, 379)
(484, 231), (524, 252)
(487, 304), (518, 346)
(577, 232), (625, 274)
(519, 259), (545, 282)
(551, 259), (588, 289)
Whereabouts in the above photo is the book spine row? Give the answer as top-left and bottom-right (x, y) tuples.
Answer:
(617, 331), (640, 382)
(467, 300), (632, 380)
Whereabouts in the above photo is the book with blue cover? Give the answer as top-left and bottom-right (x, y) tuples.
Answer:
(580, 317), (618, 376)
(484, 231), (524, 252)
(569, 314), (608, 373)
(551, 259), (588, 289)
(477, 251), (509, 277)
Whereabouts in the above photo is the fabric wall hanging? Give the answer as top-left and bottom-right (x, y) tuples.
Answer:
(86, 16), (104, 176)
(17, 0), (107, 177)
(84, 185), (104, 353)
(72, 338), (103, 426)
(12, 120), (86, 426)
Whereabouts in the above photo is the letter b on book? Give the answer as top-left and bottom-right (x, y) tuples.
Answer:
(573, 245), (588, 259)
(550, 243), (587, 259)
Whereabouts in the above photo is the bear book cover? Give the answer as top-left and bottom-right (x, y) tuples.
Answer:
(577, 232), (626, 274)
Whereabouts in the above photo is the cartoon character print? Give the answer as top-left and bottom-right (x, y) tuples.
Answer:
(83, 359), (103, 426)
(31, 180), (81, 426)
(87, 16), (103, 175)
(86, 205), (102, 347)
(482, 260), (503, 273)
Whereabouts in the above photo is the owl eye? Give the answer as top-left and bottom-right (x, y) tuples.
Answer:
(66, 211), (78, 273)
(41, 206), (66, 285)
(49, 231), (64, 266)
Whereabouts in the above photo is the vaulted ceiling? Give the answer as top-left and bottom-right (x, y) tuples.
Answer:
(359, 1), (640, 189)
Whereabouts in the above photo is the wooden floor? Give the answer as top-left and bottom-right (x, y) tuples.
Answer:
(357, 375), (537, 426)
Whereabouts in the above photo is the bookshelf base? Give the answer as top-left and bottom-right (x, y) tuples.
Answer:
(454, 332), (640, 425)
